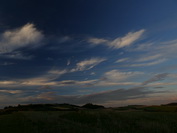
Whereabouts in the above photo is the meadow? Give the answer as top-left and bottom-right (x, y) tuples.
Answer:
(0, 104), (177, 133)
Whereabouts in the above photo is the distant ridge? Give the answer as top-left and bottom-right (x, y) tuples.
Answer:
(0, 103), (105, 114)
(82, 103), (105, 109)
(0, 102), (177, 115)
(162, 103), (177, 106)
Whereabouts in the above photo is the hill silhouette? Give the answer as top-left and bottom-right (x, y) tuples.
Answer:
(82, 103), (105, 109)
(0, 103), (106, 114)
(162, 103), (177, 106)
(1, 102), (177, 115)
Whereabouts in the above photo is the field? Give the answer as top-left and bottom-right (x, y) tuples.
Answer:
(0, 107), (177, 133)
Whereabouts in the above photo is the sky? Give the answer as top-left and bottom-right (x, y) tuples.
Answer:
(0, 0), (177, 108)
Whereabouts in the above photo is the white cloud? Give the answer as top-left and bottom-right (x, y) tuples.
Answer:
(0, 81), (17, 85)
(103, 70), (143, 82)
(0, 76), (139, 88)
(115, 58), (129, 63)
(71, 57), (106, 72)
(21, 69), (68, 86)
(109, 29), (145, 49)
(88, 38), (108, 45)
(128, 58), (166, 67)
(146, 82), (177, 87)
(0, 23), (43, 53)
(127, 42), (153, 52)
(142, 73), (169, 85)
(95, 81), (141, 86)
(88, 29), (145, 49)
(90, 72), (96, 75)
(48, 69), (68, 76)
(57, 79), (98, 86)
(67, 59), (71, 66)
(0, 51), (34, 60)
(130, 39), (177, 61)
(57, 36), (71, 43)
(156, 40), (177, 58)
(0, 69), (67, 87)
(136, 54), (162, 62)
(12, 78), (97, 87)
(0, 90), (22, 94)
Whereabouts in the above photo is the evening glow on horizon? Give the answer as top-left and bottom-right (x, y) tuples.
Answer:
(0, 0), (177, 108)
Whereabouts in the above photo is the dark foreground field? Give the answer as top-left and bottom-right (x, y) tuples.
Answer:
(0, 108), (177, 133)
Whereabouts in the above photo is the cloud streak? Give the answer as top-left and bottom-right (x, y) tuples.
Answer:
(136, 54), (162, 62)
(0, 51), (34, 60)
(88, 29), (145, 49)
(128, 59), (166, 67)
(103, 70), (143, 82)
(115, 58), (129, 63)
(71, 57), (106, 72)
(142, 73), (169, 85)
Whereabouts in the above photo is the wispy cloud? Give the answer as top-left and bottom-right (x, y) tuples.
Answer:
(0, 51), (34, 60)
(57, 36), (71, 43)
(109, 29), (145, 49)
(0, 23), (43, 54)
(136, 54), (162, 62)
(115, 58), (129, 63)
(88, 38), (108, 45)
(67, 59), (71, 66)
(82, 69), (143, 87)
(0, 81), (18, 86)
(142, 73), (169, 85)
(0, 90), (22, 94)
(103, 70), (143, 82)
(48, 69), (68, 76)
(71, 57), (106, 72)
(94, 81), (141, 87)
(121, 39), (177, 70)
(146, 82), (177, 87)
(0, 69), (68, 87)
(128, 42), (154, 52)
(20, 69), (68, 86)
(0, 57), (106, 88)
(90, 72), (96, 75)
(0, 71), (173, 89)
(56, 79), (98, 87)
(128, 58), (166, 67)
(130, 39), (177, 61)
(0, 73), (140, 88)
(88, 29), (145, 49)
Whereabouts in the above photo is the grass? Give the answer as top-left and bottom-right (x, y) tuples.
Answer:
(0, 110), (177, 133)
(143, 105), (177, 112)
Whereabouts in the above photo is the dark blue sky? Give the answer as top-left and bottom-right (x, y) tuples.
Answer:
(0, 0), (177, 107)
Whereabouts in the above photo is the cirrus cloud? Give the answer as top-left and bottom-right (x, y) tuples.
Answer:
(88, 29), (145, 49)
(103, 69), (143, 82)
(71, 57), (106, 72)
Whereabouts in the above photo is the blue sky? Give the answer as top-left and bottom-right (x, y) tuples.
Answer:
(0, 0), (177, 108)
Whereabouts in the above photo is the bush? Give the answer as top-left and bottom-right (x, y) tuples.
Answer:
(82, 103), (105, 109)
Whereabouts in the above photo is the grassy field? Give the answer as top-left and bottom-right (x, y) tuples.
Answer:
(0, 109), (177, 133)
